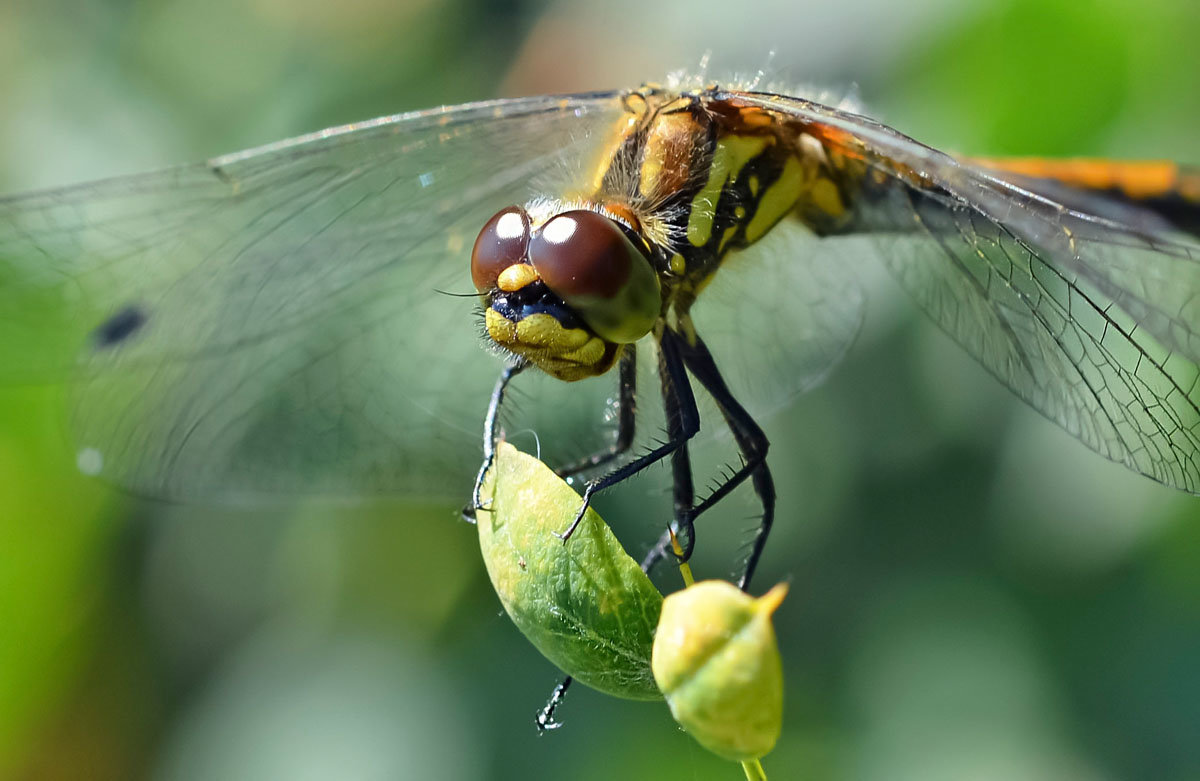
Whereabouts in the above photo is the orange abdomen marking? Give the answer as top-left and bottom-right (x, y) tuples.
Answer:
(970, 157), (1200, 204)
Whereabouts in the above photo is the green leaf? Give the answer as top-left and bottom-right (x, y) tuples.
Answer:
(477, 442), (663, 700)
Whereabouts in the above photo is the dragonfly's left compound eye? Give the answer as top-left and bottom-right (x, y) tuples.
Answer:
(529, 210), (661, 344)
(472, 206), (532, 291)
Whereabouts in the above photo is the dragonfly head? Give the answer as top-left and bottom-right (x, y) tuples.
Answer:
(471, 204), (662, 381)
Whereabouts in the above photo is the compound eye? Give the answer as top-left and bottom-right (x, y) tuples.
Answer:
(471, 206), (531, 292)
(528, 210), (660, 344)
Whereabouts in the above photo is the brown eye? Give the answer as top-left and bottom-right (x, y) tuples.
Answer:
(528, 210), (635, 299)
(471, 206), (531, 291)
(528, 209), (661, 344)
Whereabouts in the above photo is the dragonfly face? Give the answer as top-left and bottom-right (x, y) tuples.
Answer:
(471, 203), (660, 381)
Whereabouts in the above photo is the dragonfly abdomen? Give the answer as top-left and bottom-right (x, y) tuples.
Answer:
(970, 157), (1200, 239)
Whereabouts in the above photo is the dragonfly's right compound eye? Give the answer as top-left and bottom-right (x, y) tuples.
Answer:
(471, 206), (532, 292)
(528, 210), (660, 344)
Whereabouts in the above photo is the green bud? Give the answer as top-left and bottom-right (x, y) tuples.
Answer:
(652, 580), (786, 761)
(476, 442), (663, 700)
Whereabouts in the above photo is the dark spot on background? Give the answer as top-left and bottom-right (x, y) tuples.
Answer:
(92, 305), (148, 349)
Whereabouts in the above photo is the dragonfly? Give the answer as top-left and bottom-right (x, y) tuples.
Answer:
(3, 79), (1200, 603)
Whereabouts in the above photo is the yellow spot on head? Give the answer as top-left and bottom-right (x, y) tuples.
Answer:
(497, 263), (539, 292)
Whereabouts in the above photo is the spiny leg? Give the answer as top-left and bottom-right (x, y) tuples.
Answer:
(633, 329), (774, 590)
(554, 329), (700, 542)
(537, 333), (701, 732)
(546, 324), (775, 583)
(469, 346), (636, 522)
(464, 360), (529, 522)
(535, 676), (573, 733)
(659, 329), (698, 562)
(677, 332), (775, 591)
(537, 332), (775, 729)
(476, 351), (635, 732)
(554, 345), (639, 479)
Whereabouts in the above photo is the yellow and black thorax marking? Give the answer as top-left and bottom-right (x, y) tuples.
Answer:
(588, 89), (865, 316)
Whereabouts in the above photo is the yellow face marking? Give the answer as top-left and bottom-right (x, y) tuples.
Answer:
(555, 338), (609, 367)
(748, 175), (760, 197)
(485, 308), (518, 343)
(688, 135), (769, 247)
(514, 313), (591, 349)
(537, 341), (618, 381)
(486, 309), (613, 381)
(745, 156), (806, 243)
(496, 263), (539, 292)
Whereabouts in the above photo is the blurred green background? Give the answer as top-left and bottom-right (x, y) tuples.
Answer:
(2, 0), (1199, 778)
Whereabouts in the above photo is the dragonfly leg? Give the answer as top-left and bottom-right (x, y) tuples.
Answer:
(537, 403), (691, 736)
(554, 345), (638, 479)
(634, 331), (775, 589)
(531, 330), (769, 731)
(554, 329), (699, 542)
(534, 676), (573, 733)
(535, 338), (717, 731)
(463, 360), (529, 523)
(660, 335), (698, 562)
(677, 333), (775, 591)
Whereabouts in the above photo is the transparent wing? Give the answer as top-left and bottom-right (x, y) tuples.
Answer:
(727, 90), (1200, 492)
(689, 216), (866, 420)
(0, 92), (629, 499)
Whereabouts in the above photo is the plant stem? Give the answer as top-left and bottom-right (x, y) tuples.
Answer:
(669, 529), (696, 587)
(741, 758), (767, 780)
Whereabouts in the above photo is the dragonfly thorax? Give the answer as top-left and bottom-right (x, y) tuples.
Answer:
(471, 202), (662, 381)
